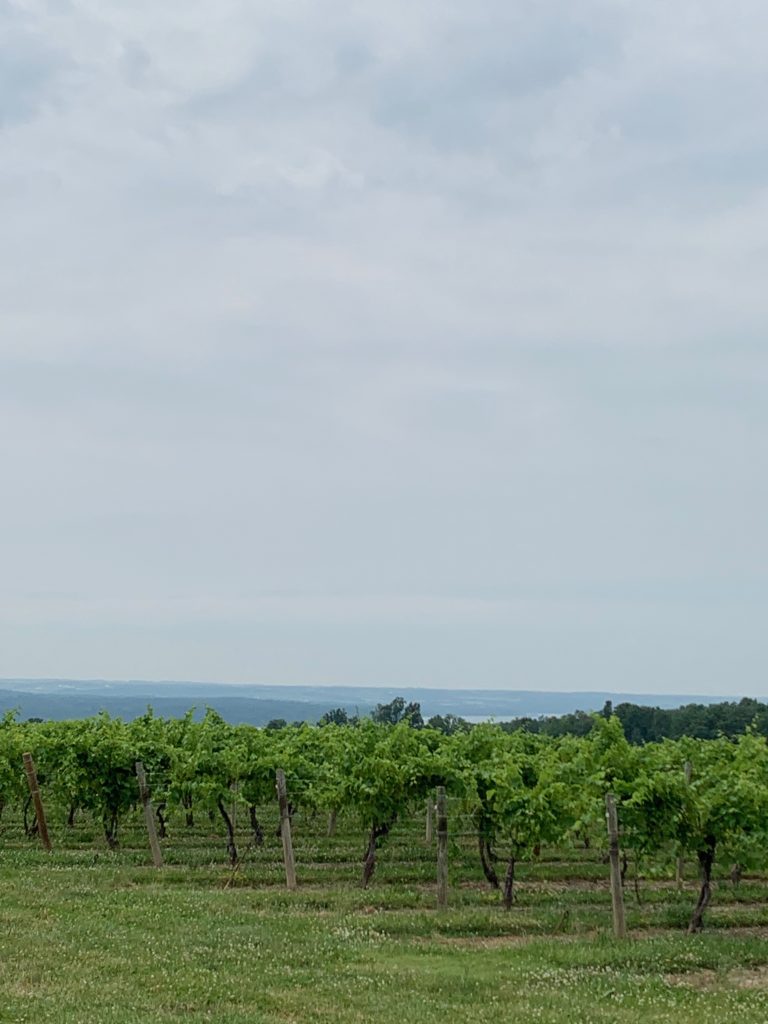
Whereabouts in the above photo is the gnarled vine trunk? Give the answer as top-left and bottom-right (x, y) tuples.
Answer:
(249, 805), (264, 847)
(688, 836), (716, 933)
(182, 793), (194, 828)
(362, 820), (392, 888)
(217, 798), (238, 866)
(23, 795), (38, 837)
(104, 810), (119, 850)
(478, 835), (499, 889)
(155, 801), (168, 839)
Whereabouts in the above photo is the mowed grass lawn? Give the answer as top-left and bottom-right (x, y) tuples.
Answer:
(3, 808), (768, 1022)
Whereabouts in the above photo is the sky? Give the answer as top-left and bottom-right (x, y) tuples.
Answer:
(1, 0), (767, 694)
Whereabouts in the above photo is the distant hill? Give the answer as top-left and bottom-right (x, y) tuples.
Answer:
(0, 678), (735, 725)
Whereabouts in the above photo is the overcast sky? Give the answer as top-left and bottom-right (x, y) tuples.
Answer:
(2, 0), (767, 694)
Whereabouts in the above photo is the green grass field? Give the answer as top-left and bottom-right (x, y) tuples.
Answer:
(3, 802), (768, 1023)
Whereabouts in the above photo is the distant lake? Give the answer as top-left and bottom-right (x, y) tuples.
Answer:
(462, 714), (516, 723)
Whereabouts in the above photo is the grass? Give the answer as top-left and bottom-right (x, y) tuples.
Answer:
(2, 803), (768, 1021)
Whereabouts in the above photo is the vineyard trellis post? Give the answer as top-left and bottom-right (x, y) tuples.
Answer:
(276, 769), (297, 890)
(135, 761), (163, 868)
(605, 792), (626, 938)
(22, 752), (51, 852)
(436, 786), (448, 909)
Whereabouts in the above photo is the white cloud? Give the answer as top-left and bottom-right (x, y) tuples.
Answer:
(1, 0), (767, 691)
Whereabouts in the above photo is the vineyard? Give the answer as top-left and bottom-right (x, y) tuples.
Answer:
(4, 710), (768, 1022)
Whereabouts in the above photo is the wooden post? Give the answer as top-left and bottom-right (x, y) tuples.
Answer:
(135, 762), (163, 868)
(22, 753), (51, 852)
(436, 786), (448, 909)
(425, 798), (434, 843)
(327, 809), (337, 837)
(676, 761), (692, 891)
(605, 792), (626, 938)
(276, 769), (297, 890)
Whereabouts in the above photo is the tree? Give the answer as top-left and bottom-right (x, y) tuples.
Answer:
(168, 709), (240, 863)
(0, 711), (25, 823)
(371, 698), (423, 728)
(453, 723), (510, 888)
(52, 713), (139, 849)
(426, 714), (470, 735)
(340, 722), (448, 886)
(473, 734), (577, 908)
(678, 733), (768, 932)
(319, 708), (350, 726)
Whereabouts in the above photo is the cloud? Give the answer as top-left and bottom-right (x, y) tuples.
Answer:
(1, 0), (767, 691)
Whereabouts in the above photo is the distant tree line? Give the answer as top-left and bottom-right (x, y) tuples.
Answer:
(264, 697), (471, 733)
(499, 697), (768, 743)
(265, 696), (768, 743)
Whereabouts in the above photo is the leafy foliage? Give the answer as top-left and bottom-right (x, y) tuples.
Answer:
(10, 709), (768, 927)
